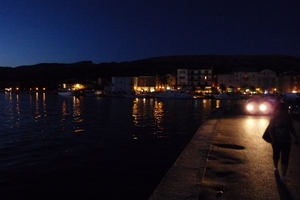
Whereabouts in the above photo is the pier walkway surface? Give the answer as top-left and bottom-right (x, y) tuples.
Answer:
(149, 105), (300, 200)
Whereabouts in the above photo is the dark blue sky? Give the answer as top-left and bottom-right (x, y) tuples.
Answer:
(1, 0), (299, 67)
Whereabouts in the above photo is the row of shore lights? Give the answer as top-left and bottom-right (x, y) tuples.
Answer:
(5, 83), (83, 92)
(5, 87), (46, 92)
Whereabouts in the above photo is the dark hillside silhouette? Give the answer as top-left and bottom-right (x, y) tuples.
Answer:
(0, 55), (299, 90)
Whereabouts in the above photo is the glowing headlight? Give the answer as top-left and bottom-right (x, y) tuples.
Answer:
(246, 104), (255, 111)
(259, 104), (267, 112)
(245, 98), (274, 115)
(246, 102), (258, 114)
(259, 102), (273, 114)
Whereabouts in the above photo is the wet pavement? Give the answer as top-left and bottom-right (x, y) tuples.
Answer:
(149, 105), (300, 200)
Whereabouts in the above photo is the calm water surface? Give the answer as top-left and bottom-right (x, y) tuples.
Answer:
(0, 92), (234, 199)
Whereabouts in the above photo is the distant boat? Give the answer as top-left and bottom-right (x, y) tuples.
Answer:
(123, 92), (151, 98)
(57, 88), (79, 96)
(213, 93), (240, 100)
(152, 89), (195, 99)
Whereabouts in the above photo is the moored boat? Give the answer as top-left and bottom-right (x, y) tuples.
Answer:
(58, 88), (79, 96)
(152, 89), (195, 99)
(124, 93), (151, 98)
(213, 93), (240, 100)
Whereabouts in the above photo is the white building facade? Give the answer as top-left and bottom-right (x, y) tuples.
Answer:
(177, 68), (213, 87)
(111, 77), (137, 93)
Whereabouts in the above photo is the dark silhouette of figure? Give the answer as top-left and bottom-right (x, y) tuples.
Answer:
(268, 103), (299, 182)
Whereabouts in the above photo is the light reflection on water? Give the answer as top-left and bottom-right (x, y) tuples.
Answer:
(132, 98), (165, 139)
(130, 97), (218, 140)
(0, 92), (239, 199)
(0, 93), (241, 144)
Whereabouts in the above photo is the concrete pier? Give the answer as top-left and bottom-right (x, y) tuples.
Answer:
(149, 108), (223, 199)
(149, 105), (300, 199)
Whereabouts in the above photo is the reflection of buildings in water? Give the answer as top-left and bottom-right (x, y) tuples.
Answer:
(15, 93), (20, 115)
(42, 93), (46, 112)
(194, 99), (213, 108)
(72, 96), (82, 120)
(192, 99), (216, 122)
(132, 98), (150, 127)
(193, 99), (214, 111)
(34, 92), (41, 120)
(61, 96), (81, 118)
(5, 92), (20, 128)
(131, 99), (218, 140)
(131, 99), (138, 127)
(131, 98), (165, 140)
(153, 100), (164, 135)
(4, 92), (49, 129)
(61, 101), (68, 116)
(27, 92), (47, 121)
(60, 96), (84, 133)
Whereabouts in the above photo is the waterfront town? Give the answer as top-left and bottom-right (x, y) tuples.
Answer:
(57, 67), (299, 98)
(1, 55), (300, 98)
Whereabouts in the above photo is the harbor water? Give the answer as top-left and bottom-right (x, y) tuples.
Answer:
(0, 92), (238, 199)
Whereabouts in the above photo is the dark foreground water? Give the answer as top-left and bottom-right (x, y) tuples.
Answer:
(0, 92), (235, 200)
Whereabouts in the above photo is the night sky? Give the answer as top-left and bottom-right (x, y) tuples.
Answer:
(1, 0), (299, 67)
